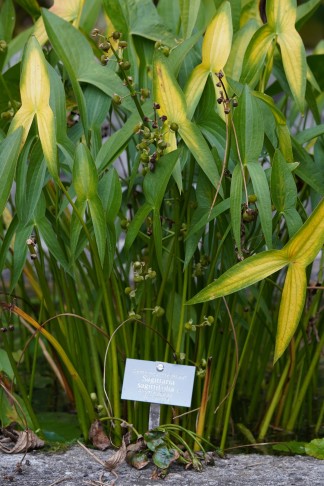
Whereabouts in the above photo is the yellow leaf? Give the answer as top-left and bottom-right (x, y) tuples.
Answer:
(9, 107), (34, 147)
(225, 19), (259, 80)
(8, 36), (58, 179)
(34, 0), (85, 45)
(201, 1), (232, 71)
(277, 30), (307, 114)
(187, 250), (288, 304)
(274, 262), (306, 361)
(154, 55), (187, 125)
(37, 108), (57, 177)
(240, 25), (274, 86)
(185, 1), (232, 118)
(285, 198), (324, 265)
(266, 0), (296, 30)
(185, 65), (209, 119)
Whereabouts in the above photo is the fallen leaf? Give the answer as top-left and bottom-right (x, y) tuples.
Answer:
(89, 420), (110, 451)
(104, 438), (127, 472)
(126, 437), (145, 453)
(0, 427), (44, 453)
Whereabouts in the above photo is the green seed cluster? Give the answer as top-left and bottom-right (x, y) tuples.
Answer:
(125, 261), (157, 300)
(155, 41), (171, 57)
(136, 103), (169, 174)
(192, 254), (210, 277)
(0, 101), (20, 121)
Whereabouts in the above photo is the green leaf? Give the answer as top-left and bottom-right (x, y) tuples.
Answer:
(96, 110), (144, 173)
(305, 438), (324, 460)
(294, 124), (324, 145)
(144, 431), (165, 451)
(0, 349), (15, 380)
(144, 150), (180, 209)
(0, 128), (23, 215)
(42, 9), (133, 133)
(153, 208), (163, 272)
(283, 207), (303, 239)
(85, 85), (111, 131)
(272, 441), (306, 455)
(88, 195), (107, 266)
(296, 0), (321, 30)
(247, 162), (272, 249)
(179, 0), (201, 39)
(271, 150), (298, 212)
(153, 445), (178, 469)
(235, 85), (264, 164)
(47, 63), (74, 155)
(293, 139), (324, 194)
(0, 0), (15, 46)
(98, 169), (122, 224)
(22, 146), (47, 224)
(15, 0), (40, 18)
(179, 121), (221, 191)
(11, 222), (34, 292)
(186, 198), (231, 237)
(230, 164), (243, 253)
(70, 199), (87, 258)
(125, 202), (152, 251)
(104, 0), (177, 45)
(73, 144), (98, 200)
(127, 0), (176, 44)
(37, 217), (70, 273)
(187, 250), (288, 304)
(0, 215), (18, 275)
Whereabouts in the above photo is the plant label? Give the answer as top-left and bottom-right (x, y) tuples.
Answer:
(121, 359), (195, 407)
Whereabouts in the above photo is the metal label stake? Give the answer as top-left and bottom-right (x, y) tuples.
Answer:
(121, 359), (196, 430)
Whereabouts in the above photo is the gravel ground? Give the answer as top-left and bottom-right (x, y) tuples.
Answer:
(1, 445), (323, 486)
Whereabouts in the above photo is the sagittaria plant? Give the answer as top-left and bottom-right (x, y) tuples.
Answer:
(0, 0), (323, 450)
(188, 197), (324, 362)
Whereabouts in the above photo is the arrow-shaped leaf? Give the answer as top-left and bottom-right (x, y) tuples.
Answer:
(187, 250), (288, 303)
(188, 198), (324, 360)
(9, 36), (58, 179)
(154, 54), (221, 190)
(185, 1), (232, 118)
(33, 0), (84, 45)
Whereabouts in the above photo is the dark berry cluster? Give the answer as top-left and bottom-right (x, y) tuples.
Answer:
(215, 71), (238, 114)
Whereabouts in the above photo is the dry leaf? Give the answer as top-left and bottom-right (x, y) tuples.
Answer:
(104, 438), (127, 472)
(89, 420), (110, 451)
(126, 437), (145, 453)
(0, 428), (44, 453)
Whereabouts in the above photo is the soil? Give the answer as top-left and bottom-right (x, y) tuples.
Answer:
(1, 445), (323, 486)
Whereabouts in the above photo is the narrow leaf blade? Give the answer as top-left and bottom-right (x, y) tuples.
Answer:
(274, 263), (307, 361)
(187, 250), (288, 304)
(0, 128), (23, 215)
